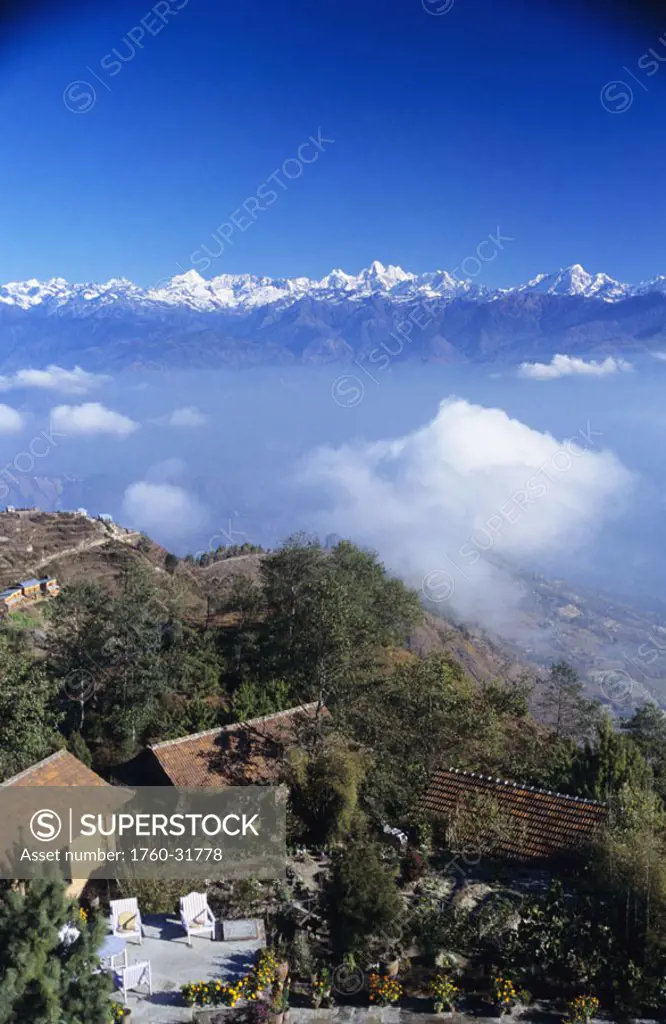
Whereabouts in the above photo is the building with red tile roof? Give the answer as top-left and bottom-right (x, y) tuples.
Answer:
(1, 748), (108, 788)
(422, 767), (607, 862)
(113, 703), (324, 788)
(2, 749), (111, 896)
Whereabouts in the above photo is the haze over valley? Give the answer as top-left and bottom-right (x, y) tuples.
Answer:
(0, 348), (664, 712)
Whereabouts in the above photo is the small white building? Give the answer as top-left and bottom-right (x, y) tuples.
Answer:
(76, 507), (88, 517)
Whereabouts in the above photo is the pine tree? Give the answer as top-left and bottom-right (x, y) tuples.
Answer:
(0, 878), (111, 1024)
(541, 660), (599, 742)
(573, 712), (651, 801)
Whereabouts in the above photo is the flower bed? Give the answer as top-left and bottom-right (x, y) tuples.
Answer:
(492, 976), (517, 1014)
(566, 995), (600, 1024)
(430, 974), (460, 1013)
(368, 973), (403, 1006)
(182, 947), (280, 1008)
(109, 1004), (130, 1022)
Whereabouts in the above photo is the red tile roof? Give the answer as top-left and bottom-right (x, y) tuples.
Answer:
(422, 767), (607, 861)
(2, 749), (109, 788)
(134, 703), (323, 788)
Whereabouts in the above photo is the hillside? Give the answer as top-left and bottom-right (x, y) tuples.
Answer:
(0, 512), (527, 688)
(0, 510), (139, 589)
(1, 511), (663, 714)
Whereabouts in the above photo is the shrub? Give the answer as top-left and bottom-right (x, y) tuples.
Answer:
(289, 929), (314, 979)
(402, 846), (426, 883)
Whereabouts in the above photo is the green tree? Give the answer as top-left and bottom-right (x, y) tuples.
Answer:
(623, 703), (666, 801)
(590, 784), (666, 1000)
(258, 536), (422, 707)
(541, 660), (599, 742)
(164, 552), (178, 574)
(0, 632), (61, 782)
(287, 733), (370, 846)
(157, 626), (221, 739)
(45, 582), (112, 733)
(231, 678), (292, 722)
(216, 575), (264, 685)
(327, 833), (402, 956)
(341, 652), (474, 821)
(0, 878), (112, 1024)
(66, 731), (92, 768)
(573, 713), (651, 802)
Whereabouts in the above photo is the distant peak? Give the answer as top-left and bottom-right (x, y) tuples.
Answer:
(168, 270), (206, 285)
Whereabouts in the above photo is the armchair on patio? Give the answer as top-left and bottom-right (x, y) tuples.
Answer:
(114, 959), (152, 1006)
(179, 891), (216, 946)
(109, 898), (143, 945)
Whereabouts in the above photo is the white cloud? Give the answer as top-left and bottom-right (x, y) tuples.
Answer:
(121, 481), (207, 538)
(0, 365), (107, 394)
(299, 397), (634, 634)
(518, 354), (632, 379)
(0, 404), (24, 433)
(49, 402), (138, 438)
(167, 406), (208, 427)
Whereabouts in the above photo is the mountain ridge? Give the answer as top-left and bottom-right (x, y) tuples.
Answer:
(3, 261), (666, 313)
(2, 262), (666, 370)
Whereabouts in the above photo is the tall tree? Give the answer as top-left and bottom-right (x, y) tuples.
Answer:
(541, 660), (599, 742)
(45, 582), (112, 733)
(573, 713), (652, 802)
(623, 703), (666, 801)
(258, 536), (422, 709)
(0, 632), (61, 782)
(327, 832), (402, 957)
(286, 732), (370, 846)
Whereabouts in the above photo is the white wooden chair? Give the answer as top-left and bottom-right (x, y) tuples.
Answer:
(179, 891), (216, 945)
(114, 960), (152, 1005)
(109, 898), (143, 945)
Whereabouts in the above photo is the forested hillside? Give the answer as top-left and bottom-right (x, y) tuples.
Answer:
(3, 529), (666, 1017)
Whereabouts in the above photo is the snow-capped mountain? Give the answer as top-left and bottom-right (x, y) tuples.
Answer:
(514, 265), (632, 302)
(1, 262), (666, 371)
(1, 261), (662, 316)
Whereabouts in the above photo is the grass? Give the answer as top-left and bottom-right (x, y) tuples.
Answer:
(5, 605), (44, 630)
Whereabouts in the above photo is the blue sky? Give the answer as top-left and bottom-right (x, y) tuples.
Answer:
(0, 0), (665, 287)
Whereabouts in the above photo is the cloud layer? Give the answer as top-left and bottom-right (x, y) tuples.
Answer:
(300, 397), (634, 633)
(50, 402), (138, 437)
(0, 404), (24, 433)
(519, 354), (632, 379)
(121, 481), (207, 539)
(167, 406), (208, 427)
(0, 365), (107, 394)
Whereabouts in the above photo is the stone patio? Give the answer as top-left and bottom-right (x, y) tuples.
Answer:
(109, 914), (264, 1023)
